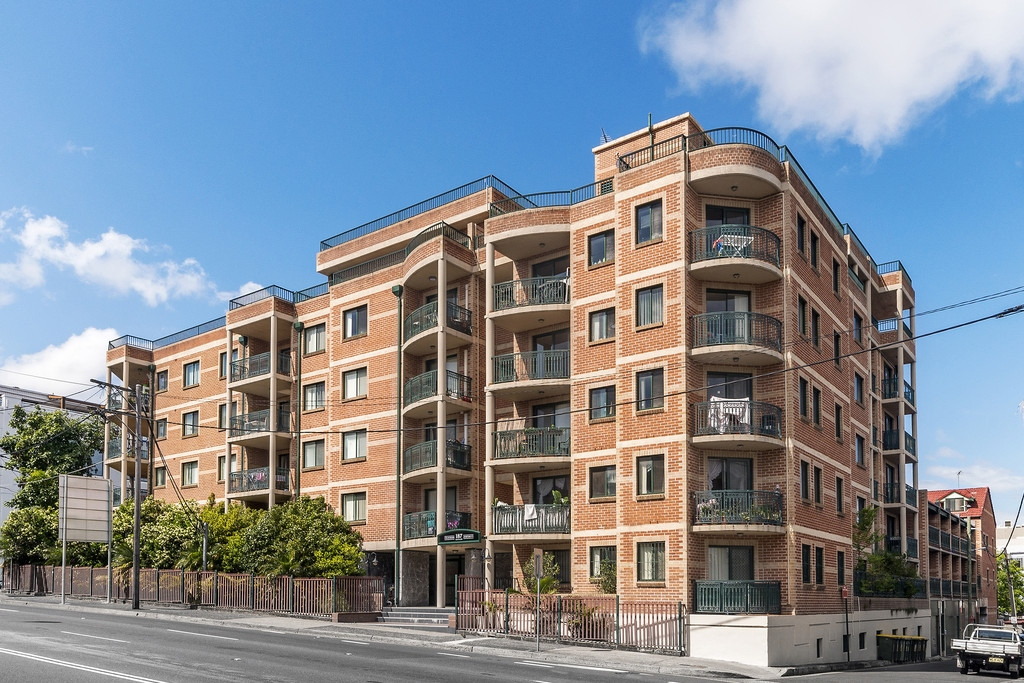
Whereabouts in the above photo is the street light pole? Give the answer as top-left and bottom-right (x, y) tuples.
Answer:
(131, 384), (144, 611)
(392, 285), (403, 607)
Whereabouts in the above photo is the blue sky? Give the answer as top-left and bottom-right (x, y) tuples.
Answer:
(1, 1), (1023, 522)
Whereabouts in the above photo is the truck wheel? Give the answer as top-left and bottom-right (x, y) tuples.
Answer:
(957, 657), (968, 674)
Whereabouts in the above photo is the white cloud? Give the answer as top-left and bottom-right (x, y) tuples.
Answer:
(217, 280), (265, 302)
(640, 0), (1024, 153)
(925, 464), (1024, 496)
(62, 141), (94, 155)
(0, 327), (116, 394)
(0, 208), (217, 306)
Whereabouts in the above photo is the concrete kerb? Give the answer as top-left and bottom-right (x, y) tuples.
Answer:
(3, 593), (789, 679)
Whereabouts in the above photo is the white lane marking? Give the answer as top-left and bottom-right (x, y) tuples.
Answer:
(259, 630), (287, 634)
(61, 631), (130, 643)
(516, 660), (627, 673)
(0, 608), (19, 612)
(340, 639), (369, 645)
(0, 646), (169, 682)
(437, 652), (470, 658)
(447, 637), (492, 645)
(166, 628), (238, 641)
(516, 661), (553, 668)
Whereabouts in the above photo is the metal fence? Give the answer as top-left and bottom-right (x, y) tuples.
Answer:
(456, 590), (686, 654)
(3, 565), (384, 617)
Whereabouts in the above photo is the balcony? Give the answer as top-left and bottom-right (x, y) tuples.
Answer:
(491, 504), (570, 537)
(853, 570), (926, 599)
(881, 377), (916, 413)
(106, 437), (149, 461)
(685, 128), (785, 199)
(882, 429), (916, 456)
(490, 276), (570, 333)
(402, 370), (473, 418)
(692, 490), (784, 534)
(690, 312), (783, 366)
(689, 225), (782, 284)
(491, 350), (570, 399)
(229, 351), (291, 396)
(227, 407), (291, 448)
(694, 580), (781, 614)
(491, 427), (570, 472)
(403, 510), (472, 541)
(227, 466), (291, 499)
(886, 536), (920, 560)
(692, 400), (783, 450)
(403, 301), (473, 356)
(402, 440), (472, 482)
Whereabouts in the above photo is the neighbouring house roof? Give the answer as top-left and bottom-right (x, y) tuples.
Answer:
(928, 487), (992, 519)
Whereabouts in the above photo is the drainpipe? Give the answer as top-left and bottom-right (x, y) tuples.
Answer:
(293, 322), (303, 500)
(392, 285), (404, 606)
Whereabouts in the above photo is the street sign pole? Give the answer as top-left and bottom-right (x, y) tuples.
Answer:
(534, 548), (542, 652)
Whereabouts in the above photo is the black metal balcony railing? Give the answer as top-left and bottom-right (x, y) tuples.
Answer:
(906, 484), (918, 507)
(446, 301), (472, 335)
(928, 526), (940, 547)
(402, 440), (472, 474)
(107, 437), (149, 461)
(882, 482), (903, 504)
(230, 351), (291, 382)
(488, 177), (614, 216)
(881, 377), (916, 405)
(907, 537), (919, 560)
(492, 504), (570, 534)
(492, 276), (569, 311)
(853, 570), (925, 598)
(694, 580), (781, 614)
(691, 311), (782, 352)
(403, 510), (472, 540)
(403, 370), (473, 406)
(228, 467), (290, 494)
(493, 427), (571, 459)
(693, 400), (782, 438)
(228, 407), (290, 438)
(404, 302), (438, 341)
(492, 350), (570, 383)
(693, 490), (783, 526)
(929, 577), (941, 596)
(690, 225), (781, 268)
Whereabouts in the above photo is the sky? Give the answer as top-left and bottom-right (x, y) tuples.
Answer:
(1, 1), (1023, 522)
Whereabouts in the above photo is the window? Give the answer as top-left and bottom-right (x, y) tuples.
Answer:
(811, 309), (820, 346)
(342, 492), (367, 523)
(815, 546), (824, 584)
(833, 259), (841, 294)
(857, 496), (866, 513)
(589, 308), (615, 342)
(836, 477), (844, 513)
(589, 546), (616, 578)
(838, 550), (846, 585)
(834, 404), (843, 440)
(588, 229), (615, 266)
(798, 296), (807, 334)
(305, 323), (326, 353)
(303, 439), (325, 468)
(853, 312), (864, 343)
(182, 411), (199, 437)
(637, 454), (665, 495)
(304, 381), (326, 410)
(217, 455), (227, 482)
(705, 205), (750, 226)
(708, 456), (752, 491)
(533, 475), (569, 504)
(635, 285), (663, 327)
(709, 545), (754, 580)
(154, 466), (166, 487)
(344, 305), (368, 338)
(814, 466), (823, 504)
(859, 632), (866, 650)
(156, 370), (168, 392)
(796, 214), (806, 253)
(812, 388), (821, 425)
(183, 361), (200, 388)
(635, 200), (663, 244)
(810, 232), (819, 268)
(799, 378), (809, 417)
(589, 465), (616, 499)
(589, 385), (616, 420)
(218, 404), (228, 430)
(219, 351), (228, 378)
(854, 374), (865, 403)
(637, 541), (665, 581)
(182, 461), (198, 486)
(636, 369), (664, 411)
(155, 418), (167, 440)
(343, 368), (368, 399)
(802, 544), (812, 583)
(343, 430), (367, 460)
(833, 332), (842, 366)
(800, 461), (810, 499)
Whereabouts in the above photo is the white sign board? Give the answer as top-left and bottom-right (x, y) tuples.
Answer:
(59, 474), (112, 543)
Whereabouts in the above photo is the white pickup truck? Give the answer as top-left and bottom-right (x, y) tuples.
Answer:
(952, 624), (1024, 677)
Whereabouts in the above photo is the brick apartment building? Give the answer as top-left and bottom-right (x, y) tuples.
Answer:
(104, 112), (922, 666)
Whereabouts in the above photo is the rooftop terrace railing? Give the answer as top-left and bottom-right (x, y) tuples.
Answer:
(320, 175), (522, 251)
(489, 178), (614, 217)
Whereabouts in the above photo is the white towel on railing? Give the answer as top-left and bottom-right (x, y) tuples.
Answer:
(524, 504), (538, 521)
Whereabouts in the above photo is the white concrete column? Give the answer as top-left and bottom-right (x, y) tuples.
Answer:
(484, 242), (496, 588)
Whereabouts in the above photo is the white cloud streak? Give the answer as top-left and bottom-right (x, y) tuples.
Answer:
(640, 0), (1024, 153)
(0, 208), (217, 306)
(0, 327), (116, 394)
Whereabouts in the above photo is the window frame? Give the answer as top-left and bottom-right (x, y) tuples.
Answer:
(810, 231), (819, 269)
(343, 368), (368, 400)
(182, 410), (199, 437)
(799, 378), (809, 418)
(155, 418), (167, 440)
(589, 307), (616, 342)
(813, 466), (823, 505)
(637, 541), (666, 582)
(303, 381), (326, 411)
(219, 351), (228, 379)
(183, 360), (200, 388)
(636, 368), (665, 412)
(796, 214), (806, 253)
(588, 385), (616, 421)
(832, 259), (841, 294)
(589, 546), (617, 579)
(838, 550), (846, 585)
(343, 429), (368, 460)
(800, 461), (810, 500)
(836, 476), (845, 514)
(798, 297), (808, 335)
(635, 284), (664, 328)
(587, 229), (615, 267)
(304, 322), (326, 354)
(636, 454), (665, 496)
(855, 434), (866, 466)
(343, 305), (368, 339)
(156, 370), (168, 392)
(834, 403), (843, 440)
(341, 492), (367, 523)
(303, 439), (325, 469)
(635, 200), (663, 245)
(801, 544), (812, 583)
(812, 387), (822, 426)
(154, 466), (166, 488)
(181, 460), (199, 487)
(854, 374), (865, 403)
(589, 465), (616, 500)
(815, 546), (824, 584)
(811, 309), (820, 347)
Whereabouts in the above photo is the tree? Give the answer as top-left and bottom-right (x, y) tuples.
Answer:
(997, 552), (1024, 620)
(852, 505), (920, 596)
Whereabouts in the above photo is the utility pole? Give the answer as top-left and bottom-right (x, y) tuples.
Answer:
(131, 384), (144, 611)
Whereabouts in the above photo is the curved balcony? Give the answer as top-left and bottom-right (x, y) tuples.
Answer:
(686, 128), (784, 199)
(491, 504), (570, 539)
(226, 466), (291, 503)
(692, 400), (783, 450)
(689, 225), (782, 284)
(490, 276), (570, 333)
(694, 580), (781, 614)
(402, 369), (473, 419)
(490, 350), (570, 399)
(691, 312), (783, 366)
(228, 350), (292, 397)
(692, 490), (785, 535)
(403, 301), (473, 356)
(402, 221), (475, 290)
(402, 440), (473, 483)
(403, 510), (472, 544)
(227, 407), (292, 448)
(490, 427), (570, 472)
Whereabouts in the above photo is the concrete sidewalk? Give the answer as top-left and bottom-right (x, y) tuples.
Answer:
(2, 592), (788, 679)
